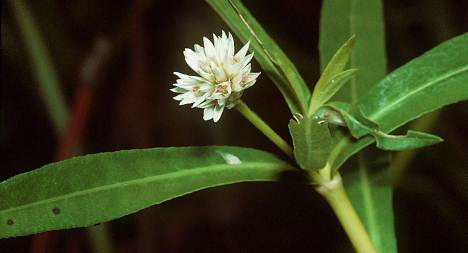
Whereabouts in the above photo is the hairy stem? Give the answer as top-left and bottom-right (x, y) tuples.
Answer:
(236, 101), (293, 158)
(316, 173), (378, 253)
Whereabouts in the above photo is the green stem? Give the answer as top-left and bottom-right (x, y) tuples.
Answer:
(316, 173), (378, 253)
(236, 100), (293, 158)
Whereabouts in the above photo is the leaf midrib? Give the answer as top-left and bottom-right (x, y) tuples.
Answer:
(1, 162), (284, 214)
(368, 64), (468, 121)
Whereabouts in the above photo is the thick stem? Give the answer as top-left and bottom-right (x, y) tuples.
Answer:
(236, 100), (293, 158)
(316, 173), (378, 253)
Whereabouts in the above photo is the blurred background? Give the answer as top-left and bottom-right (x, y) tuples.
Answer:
(1, 0), (467, 252)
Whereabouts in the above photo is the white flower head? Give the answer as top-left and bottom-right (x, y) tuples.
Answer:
(171, 31), (260, 122)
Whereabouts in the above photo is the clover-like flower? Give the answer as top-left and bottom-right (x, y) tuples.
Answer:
(171, 31), (260, 122)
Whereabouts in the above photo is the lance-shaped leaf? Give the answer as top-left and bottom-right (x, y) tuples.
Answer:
(310, 69), (357, 112)
(0, 146), (292, 238)
(317, 102), (443, 151)
(309, 36), (356, 114)
(360, 32), (468, 130)
(288, 116), (332, 170)
(206, 0), (310, 114)
(330, 33), (468, 170)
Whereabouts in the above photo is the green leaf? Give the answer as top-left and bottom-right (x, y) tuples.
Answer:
(331, 33), (468, 169)
(342, 148), (394, 253)
(317, 102), (443, 151)
(319, 0), (387, 102)
(311, 69), (358, 111)
(206, 0), (310, 114)
(360, 32), (468, 131)
(309, 36), (356, 114)
(288, 116), (332, 170)
(374, 130), (442, 151)
(319, 0), (396, 252)
(0, 146), (291, 238)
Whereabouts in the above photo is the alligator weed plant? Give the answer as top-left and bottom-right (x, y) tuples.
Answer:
(1, 1), (467, 253)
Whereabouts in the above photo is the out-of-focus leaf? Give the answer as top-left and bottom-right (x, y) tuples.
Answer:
(8, 0), (68, 134)
(319, 1), (386, 102)
(0, 146), (291, 238)
(288, 116), (331, 170)
(206, 0), (310, 114)
(342, 148), (394, 253)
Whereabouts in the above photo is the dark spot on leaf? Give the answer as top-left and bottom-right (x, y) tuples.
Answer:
(6, 219), (14, 225)
(52, 207), (61, 215)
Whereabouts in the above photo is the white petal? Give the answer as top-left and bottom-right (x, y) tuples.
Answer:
(199, 82), (212, 91)
(212, 105), (225, 122)
(170, 87), (187, 93)
(203, 37), (216, 60)
(247, 72), (261, 81)
(241, 63), (251, 75)
(183, 49), (201, 72)
(203, 106), (215, 121)
(219, 31), (228, 60)
(174, 72), (210, 83)
(242, 80), (256, 89)
(192, 93), (209, 108)
(194, 44), (205, 55)
(174, 78), (197, 86)
(198, 100), (213, 108)
(211, 65), (226, 82)
(241, 53), (254, 68)
(221, 30), (227, 41)
(227, 33), (235, 57)
(180, 98), (196, 105)
(231, 72), (244, 92)
(176, 92), (197, 105)
(173, 93), (186, 101)
(235, 41), (250, 60)
(174, 72), (201, 81)
(173, 71), (189, 79)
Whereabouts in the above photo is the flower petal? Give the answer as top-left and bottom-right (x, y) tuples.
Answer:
(203, 37), (217, 60)
(212, 105), (225, 122)
(183, 49), (201, 72)
(203, 106), (215, 121)
(235, 41), (250, 60)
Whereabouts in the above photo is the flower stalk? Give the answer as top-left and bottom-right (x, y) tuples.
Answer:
(236, 100), (293, 158)
(316, 173), (378, 253)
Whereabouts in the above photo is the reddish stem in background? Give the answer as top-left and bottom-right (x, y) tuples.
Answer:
(28, 38), (110, 253)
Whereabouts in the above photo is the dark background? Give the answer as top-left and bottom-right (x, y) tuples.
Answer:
(1, 0), (468, 252)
